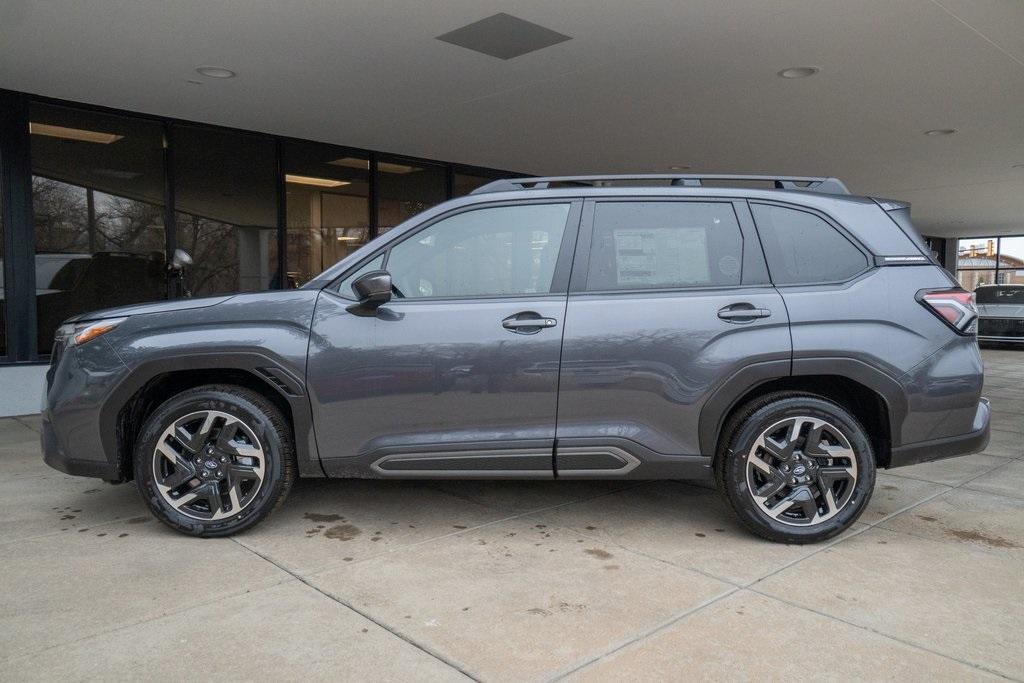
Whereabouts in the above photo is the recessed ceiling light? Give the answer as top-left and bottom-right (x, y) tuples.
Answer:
(668, 165), (691, 171)
(924, 128), (956, 136)
(285, 174), (350, 188)
(777, 66), (819, 79)
(195, 66), (236, 79)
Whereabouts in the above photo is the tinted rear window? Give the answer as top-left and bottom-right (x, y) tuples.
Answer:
(976, 287), (1024, 304)
(751, 203), (868, 285)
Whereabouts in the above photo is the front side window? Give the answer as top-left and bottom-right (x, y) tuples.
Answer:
(384, 203), (570, 299)
(586, 201), (743, 291)
(751, 203), (868, 285)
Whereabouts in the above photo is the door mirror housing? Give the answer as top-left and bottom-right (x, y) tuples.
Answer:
(351, 270), (393, 308)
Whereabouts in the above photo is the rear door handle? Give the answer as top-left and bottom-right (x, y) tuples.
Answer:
(718, 304), (771, 322)
(502, 312), (558, 334)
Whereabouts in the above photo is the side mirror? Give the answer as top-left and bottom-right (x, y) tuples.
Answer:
(352, 270), (392, 308)
(171, 249), (193, 271)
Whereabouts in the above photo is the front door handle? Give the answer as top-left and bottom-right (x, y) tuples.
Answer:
(502, 312), (558, 334)
(718, 304), (771, 323)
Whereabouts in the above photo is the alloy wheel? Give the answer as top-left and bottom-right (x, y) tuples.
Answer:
(152, 410), (266, 521)
(745, 416), (858, 526)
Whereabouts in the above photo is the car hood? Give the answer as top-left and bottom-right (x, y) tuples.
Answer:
(66, 295), (235, 323)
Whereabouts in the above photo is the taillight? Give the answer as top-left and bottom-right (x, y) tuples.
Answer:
(918, 289), (977, 335)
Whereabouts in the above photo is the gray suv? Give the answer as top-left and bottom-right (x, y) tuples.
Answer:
(41, 174), (990, 543)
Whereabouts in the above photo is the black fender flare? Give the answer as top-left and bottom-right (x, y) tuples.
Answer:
(99, 351), (319, 478)
(698, 357), (907, 456)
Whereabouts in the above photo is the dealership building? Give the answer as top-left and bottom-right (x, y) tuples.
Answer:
(1, 2), (1022, 415)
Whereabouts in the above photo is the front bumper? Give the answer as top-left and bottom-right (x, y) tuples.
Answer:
(888, 398), (990, 468)
(41, 414), (119, 480)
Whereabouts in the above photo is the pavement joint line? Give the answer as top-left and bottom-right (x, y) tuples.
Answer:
(544, 585), (742, 682)
(0, 576), (298, 666)
(747, 587), (1022, 682)
(231, 537), (480, 682)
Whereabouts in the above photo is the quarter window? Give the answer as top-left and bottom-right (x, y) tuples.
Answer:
(586, 202), (743, 291)
(751, 203), (868, 284)
(384, 203), (570, 298)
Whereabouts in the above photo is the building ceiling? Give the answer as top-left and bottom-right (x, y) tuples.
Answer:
(1, 0), (1022, 238)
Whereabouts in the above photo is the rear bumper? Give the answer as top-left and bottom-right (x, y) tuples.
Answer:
(888, 398), (990, 468)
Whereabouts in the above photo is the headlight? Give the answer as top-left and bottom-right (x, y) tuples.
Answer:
(58, 317), (127, 346)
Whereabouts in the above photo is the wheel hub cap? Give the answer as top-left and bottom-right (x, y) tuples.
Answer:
(152, 410), (266, 521)
(745, 416), (858, 527)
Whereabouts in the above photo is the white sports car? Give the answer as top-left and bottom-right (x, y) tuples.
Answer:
(976, 284), (1024, 345)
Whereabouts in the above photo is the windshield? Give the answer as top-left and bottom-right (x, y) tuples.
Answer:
(976, 286), (1024, 304)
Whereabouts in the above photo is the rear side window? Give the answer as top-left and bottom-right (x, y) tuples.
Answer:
(586, 202), (743, 291)
(751, 203), (868, 284)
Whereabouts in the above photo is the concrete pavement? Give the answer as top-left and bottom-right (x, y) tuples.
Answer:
(1, 349), (1022, 681)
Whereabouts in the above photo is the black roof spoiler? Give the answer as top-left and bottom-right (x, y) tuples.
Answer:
(471, 174), (851, 196)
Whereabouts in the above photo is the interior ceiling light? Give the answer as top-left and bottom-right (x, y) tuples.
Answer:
(336, 236), (361, 241)
(328, 157), (370, 170)
(377, 161), (418, 174)
(924, 128), (957, 136)
(195, 66), (236, 79)
(777, 66), (819, 79)
(29, 122), (123, 144)
(668, 165), (691, 171)
(328, 157), (417, 174)
(285, 174), (350, 188)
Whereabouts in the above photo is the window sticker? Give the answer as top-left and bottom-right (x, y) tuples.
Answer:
(613, 227), (710, 286)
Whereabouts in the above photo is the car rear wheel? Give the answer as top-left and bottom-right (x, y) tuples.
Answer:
(134, 384), (295, 537)
(715, 392), (875, 544)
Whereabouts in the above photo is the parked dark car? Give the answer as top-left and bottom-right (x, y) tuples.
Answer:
(976, 284), (1024, 344)
(41, 174), (989, 543)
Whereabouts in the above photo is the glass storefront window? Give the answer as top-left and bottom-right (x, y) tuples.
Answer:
(453, 172), (498, 197)
(957, 269), (997, 291)
(284, 144), (369, 287)
(997, 237), (1024, 283)
(31, 103), (167, 354)
(956, 238), (997, 271)
(173, 126), (277, 296)
(0, 183), (5, 357)
(376, 159), (446, 234)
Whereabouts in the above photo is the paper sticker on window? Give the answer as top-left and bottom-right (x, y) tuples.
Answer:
(613, 227), (709, 286)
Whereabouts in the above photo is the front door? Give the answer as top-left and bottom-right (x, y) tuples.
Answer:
(307, 200), (581, 477)
(555, 199), (791, 477)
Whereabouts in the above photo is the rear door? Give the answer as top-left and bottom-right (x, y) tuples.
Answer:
(554, 198), (791, 476)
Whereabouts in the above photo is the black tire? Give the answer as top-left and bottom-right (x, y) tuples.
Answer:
(715, 391), (875, 544)
(134, 384), (296, 537)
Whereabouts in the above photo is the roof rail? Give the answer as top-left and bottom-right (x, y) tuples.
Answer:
(471, 174), (850, 196)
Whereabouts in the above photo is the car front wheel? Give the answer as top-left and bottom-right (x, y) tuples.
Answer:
(716, 392), (875, 544)
(134, 384), (295, 537)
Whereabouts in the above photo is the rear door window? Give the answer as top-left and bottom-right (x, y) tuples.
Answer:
(750, 203), (868, 285)
(585, 201), (744, 291)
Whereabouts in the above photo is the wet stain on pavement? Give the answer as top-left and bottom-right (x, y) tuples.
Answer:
(304, 512), (344, 523)
(584, 548), (613, 560)
(323, 524), (362, 541)
(946, 529), (1020, 549)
